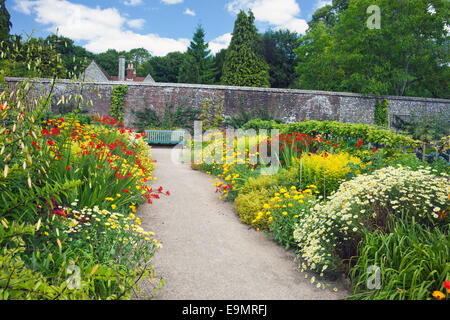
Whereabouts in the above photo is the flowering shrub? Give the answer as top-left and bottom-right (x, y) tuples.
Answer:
(298, 152), (363, 197)
(255, 185), (318, 248)
(0, 109), (167, 299)
(293, 166), (449, 275)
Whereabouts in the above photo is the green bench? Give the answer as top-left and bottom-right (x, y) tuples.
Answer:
(144, 129), (186, 147)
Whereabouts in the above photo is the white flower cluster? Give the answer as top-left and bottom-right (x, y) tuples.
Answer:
(293, 165), (449, 273)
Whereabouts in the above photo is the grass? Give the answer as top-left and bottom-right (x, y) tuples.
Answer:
(347, 215), (449, 300)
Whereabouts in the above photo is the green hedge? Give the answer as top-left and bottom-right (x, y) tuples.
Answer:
(241, 119), (419, 148)
(282, 120), (419, 148)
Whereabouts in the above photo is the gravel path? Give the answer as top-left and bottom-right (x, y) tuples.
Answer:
(138, 146), (347, 300)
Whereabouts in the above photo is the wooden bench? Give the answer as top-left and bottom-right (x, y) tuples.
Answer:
(144, 129), (186, 146)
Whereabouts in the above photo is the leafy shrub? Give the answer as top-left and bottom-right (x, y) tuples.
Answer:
(392, 105), (450, 143)
(282, 152), (363, 197)
(198, 96), (224, 131)
(282, 120), (419, 149)
(293, 166), (449, 276)
(239, 175), (279, 194)
(348, 216), (449, 300)
(110, 85), (128, 123)
(374, 99), (389, 127)
(256, 186), (317, 249)
(132, 104), (199, 132)
(234, 188), (273, 229)
(242, 119), (284, 131)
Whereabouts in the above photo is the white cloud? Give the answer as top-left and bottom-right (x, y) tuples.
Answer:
(12, 0), (35, 14)
(126, 18), (145, 29)
(161, 0), (183, 4)
(183, 8), (196, 16)
(209, 33), (232, 54)
(123, 0), (143, 6)
(315, 0), (332, 9)
(12, 0), (190, 56)
(226, 0), (308, 34)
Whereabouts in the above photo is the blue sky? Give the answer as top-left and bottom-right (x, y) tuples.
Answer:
(8, 0), (331, 56)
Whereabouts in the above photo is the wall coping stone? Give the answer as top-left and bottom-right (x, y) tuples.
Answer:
(5, 77), (450, 104)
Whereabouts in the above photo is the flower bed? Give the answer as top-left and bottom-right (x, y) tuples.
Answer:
(0, 107), (167, 299)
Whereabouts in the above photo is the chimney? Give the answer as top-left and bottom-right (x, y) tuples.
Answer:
(126, 63), (136, 81)
(118, 55), (125, 81)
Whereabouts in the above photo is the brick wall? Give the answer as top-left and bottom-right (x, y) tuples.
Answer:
(5, 77), (450, 129)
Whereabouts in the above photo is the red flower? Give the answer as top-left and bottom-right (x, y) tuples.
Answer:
(158, 186), (163, 193)
(66, 166), (71, 171)
(32, 141), (38, 146)
(334, 144), (338, 148)
(47, 140), (55, 146)
(444, 281), (450, 290)
(121, 189), (130, 193)
(166, 191), (170, 196)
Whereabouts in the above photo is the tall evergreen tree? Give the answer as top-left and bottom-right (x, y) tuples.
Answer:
(0, 0), (12, 43)
(221, 10), (269, 87)
(178, 25), (215, 84)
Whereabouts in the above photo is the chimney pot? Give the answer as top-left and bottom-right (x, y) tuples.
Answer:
(118, 55), (125, 81)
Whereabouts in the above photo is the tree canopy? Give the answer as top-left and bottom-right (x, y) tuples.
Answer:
(221, 10), (270, 87)
(295, 0), (449, 98)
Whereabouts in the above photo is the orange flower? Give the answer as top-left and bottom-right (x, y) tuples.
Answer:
(432, 291), (445, 300)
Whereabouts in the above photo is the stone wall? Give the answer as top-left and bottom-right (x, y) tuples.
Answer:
(5, 77), (450, 129)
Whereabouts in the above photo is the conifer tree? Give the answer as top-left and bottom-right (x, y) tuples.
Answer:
(0, 0), (12, 43)
(221, 10), (269, 87)
(178, 24), (215, 84)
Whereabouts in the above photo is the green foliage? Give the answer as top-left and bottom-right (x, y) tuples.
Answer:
(178, 25), (215, 84)
(212, 48), (227, 84)
(133, 104), (199, 132)
(392, 105), (450, 143)
(0, 0), (11, 43)
(137, 52), (185, 82)
(45, 35), (94, 78)
(259, 30), (300, 88)
(266, 187), (317, 250)
(110, 85), (128, 122)
(234, 188), (272, 229)
(296, 0), (449, 98)
(221, 10), (270, 87)
(0, 35), (163, 300)
(239, 175), (278, 195)
(1, 35), (66, 78)
(242, 119), (284, 131)
(293, 165), (449, 276)
(374, 99), (388, 127)
(348, 216), (449, 300)
(282, 120), (420, 149)
(292, 152), (363, 197)
(225, 102), (282, 129)
(198, 96), (224, 131)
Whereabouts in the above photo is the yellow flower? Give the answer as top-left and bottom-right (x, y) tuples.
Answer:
(432, 291), (445, 300)
(111, 204), (117, 209)
(105, 197), (114, 201)
(282, 211), (288, 216)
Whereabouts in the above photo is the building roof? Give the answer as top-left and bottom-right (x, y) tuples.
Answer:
(80, 60), (155, 83)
